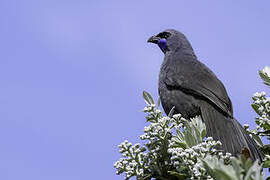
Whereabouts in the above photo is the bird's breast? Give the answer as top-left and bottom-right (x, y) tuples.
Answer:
(158, 77), (200, 119)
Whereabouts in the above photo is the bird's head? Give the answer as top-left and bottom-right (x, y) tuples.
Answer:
(147, 29), (195, 55)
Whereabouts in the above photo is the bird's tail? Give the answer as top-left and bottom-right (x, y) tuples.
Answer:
(199, 100), (263, 162)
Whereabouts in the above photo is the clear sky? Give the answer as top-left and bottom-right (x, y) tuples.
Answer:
(1, 0), (270, 179)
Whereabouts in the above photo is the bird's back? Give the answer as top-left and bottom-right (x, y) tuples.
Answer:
(159, 53), (233, 118)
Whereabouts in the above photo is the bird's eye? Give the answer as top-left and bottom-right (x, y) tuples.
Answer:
(157, 32), (171, 39)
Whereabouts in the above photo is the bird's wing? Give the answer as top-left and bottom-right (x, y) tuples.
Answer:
(163, 61), (233, 117)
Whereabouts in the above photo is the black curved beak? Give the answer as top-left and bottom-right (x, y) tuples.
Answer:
(147, 35), (160, 44)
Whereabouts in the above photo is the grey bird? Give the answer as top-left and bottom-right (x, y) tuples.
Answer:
(147, 29), (263, 161)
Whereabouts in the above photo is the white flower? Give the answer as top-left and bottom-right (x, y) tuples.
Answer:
(173, 114), (181, 119)
(253, 91), (266, 98)
(262, 66), (270, 77)
(258, 106), (264, 112)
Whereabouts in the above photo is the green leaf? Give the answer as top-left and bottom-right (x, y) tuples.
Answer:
(200, 155), (239, 180)
(177, 142), (188, 149)
(262, 122), (270, 130)
(142, 174), (152, 180)
(142, 91), (155, 105)
(231, 158), (242, 178)
(157, 96), (161, 108)
(201, 129), (207, 140)
(259, 70), (270, 86)
(241, 155), (253, 171)
(201, 159), (216, 178)
(168, 171), (190, 180)
(184, 130), (197, 147)
(259, 129), (270, 136)
(263, 159), (270, 168)
(255, 119), (261, 126)
(190, 116), (206, 141)
(168, 106), (175, 118)
(249, 133), (263, 147)
(213, 169), (235, 180)
(244, 160), (264, 180)
(261, 145), (270, 155)
(251, 104), (261, 115)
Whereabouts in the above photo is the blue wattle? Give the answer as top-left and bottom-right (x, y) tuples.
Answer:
(158, 38), (167, 51)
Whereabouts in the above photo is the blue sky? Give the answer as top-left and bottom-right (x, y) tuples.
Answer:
(1, 0), (270, 179)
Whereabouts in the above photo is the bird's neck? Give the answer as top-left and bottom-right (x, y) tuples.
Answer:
(165, 48), (197, 64)
(161, 52), (197, 73)
(178, 48), (197, 59)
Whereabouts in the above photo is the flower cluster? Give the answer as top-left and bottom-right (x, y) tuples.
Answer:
(253, 66), (270, 130)
(252, 91), (270, 128)
(114, 140), (148, 179)
(249, 84), (270, 150)
(249, 66), (270, 172)
(114, 91), (230, 179)
(168, 137), (231, 179)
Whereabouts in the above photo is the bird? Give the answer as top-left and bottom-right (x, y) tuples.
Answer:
(147, 29), (263, 161)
